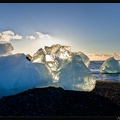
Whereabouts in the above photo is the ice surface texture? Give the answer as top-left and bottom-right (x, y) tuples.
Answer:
(0, 44), (96, 98)
(100, 57), (120, 73)
(72, 52), (90, 67)
(33, 44), (96, 91)
(0, 53), (41, 98)
(32, 48), (46, 63)
(58, 54), (96, 91)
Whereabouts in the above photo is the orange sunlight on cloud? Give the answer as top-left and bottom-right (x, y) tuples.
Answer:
(88, 54), (120, 61)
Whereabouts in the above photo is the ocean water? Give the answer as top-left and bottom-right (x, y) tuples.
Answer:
(88, 61), (120, 82)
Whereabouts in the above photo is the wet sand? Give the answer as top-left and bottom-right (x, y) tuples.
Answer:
(0, 80), (119, 116)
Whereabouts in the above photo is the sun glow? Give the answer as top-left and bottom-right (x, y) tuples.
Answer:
(45, 55), (54, 62)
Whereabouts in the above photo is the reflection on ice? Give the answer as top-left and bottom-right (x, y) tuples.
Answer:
(32, 44), (95, 91)
(0, 43), (96, 98)
(32, 48), (46, 63)
(0, 53), (42, 98)
(58, 54), (96, 91)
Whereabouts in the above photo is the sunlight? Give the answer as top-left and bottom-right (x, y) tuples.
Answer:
(45, 55), (54, 62)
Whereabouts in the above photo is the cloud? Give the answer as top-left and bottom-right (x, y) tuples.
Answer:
(103, 54), (111, 57)
(2, 30), (14, 35)
(88, 53), (120, 61)
(88, 54), (93, 57)
(36, 32), (51, 39)
(26, 36), (36, 40)
(0, 30), (22, 42)
(12, 34), (22, 40)
(0, 43), (14, 55)
(94, 54), (103, 57)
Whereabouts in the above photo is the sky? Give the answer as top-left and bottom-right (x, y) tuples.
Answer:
(0, 3), (120, 60)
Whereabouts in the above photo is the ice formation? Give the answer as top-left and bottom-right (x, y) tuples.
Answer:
(32, 44), (95, 91)
(0, 53), (42, 98)
(0, 43), (14, 56)
(72, 52), (90, 67)
(32, 48), (46, 63)
(55, 45), (72, 60)
(45, 44), (61, 55)
(33, 63), (54, 87)
(53, 45), (72, 71)
(0, 43), (96, 98)
(100, 57), (120, 73)
(58, 54), (96, 91)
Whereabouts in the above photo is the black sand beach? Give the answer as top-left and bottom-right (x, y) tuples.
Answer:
(0, 80), (119, 116)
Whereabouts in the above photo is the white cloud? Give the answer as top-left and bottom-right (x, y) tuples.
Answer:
(12, 34), (22, 39)
(2, 30), (14, 36)
(0, 30), (22, 42)
(36, 32), (51, 39)
(26, 36), (36, 40)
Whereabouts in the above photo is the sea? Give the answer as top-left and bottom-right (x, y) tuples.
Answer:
(88, 61), (120, 82)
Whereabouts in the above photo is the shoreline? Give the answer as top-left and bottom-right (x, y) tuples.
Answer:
(93, 80), (120, 106)
(97, 78), (120, 84)
(0, 80), (119, 116)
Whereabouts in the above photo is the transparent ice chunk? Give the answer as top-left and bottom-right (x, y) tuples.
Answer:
(100, 57), (120, 73)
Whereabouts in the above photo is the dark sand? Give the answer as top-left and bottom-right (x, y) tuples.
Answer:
(93, 80), (120, 106)
(0, 80), (119, 116)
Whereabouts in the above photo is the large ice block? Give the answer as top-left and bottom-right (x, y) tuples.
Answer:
(72, 52), (90, 67)
(0, 53), (41, 98)
(32, 48), (46, 63)
(100, 57), (120, 73)
(58, 54), (96, 91)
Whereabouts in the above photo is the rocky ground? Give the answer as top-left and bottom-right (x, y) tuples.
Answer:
(0, 80), (119, 116)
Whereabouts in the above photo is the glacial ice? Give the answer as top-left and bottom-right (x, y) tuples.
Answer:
(32, 44), (95, 91)
(0, 43), (14, 56)
(58, 54), (96, 91)
(53, 45), (72, 71)
(33, 62), (53, 87)
(100, 57), (120, 73)
(72, 52), (90, 67)
(0, 43), (96, 98)
(0, 53), (42, 98)
(32, 48), (46, 63)
(54, 45), (72, 60)
(45, 44), (61, 55)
